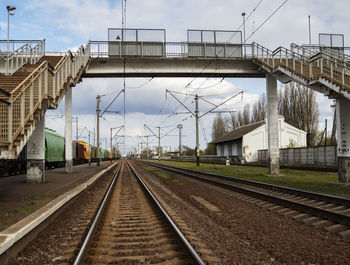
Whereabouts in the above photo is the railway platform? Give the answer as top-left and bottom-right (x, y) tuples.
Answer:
(0, 161), (115, 231)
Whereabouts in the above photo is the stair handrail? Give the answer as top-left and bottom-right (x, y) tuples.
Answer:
(253, 42), (350, 90)
(5, 61), (51, 145)
(0, 39), (46, 75)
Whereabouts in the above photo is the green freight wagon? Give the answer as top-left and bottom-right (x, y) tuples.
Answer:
(104, 149), (109, 160)
(45, 128), (65, 168)
(91, 146), (97, 161)
(100, 148), (105, 160)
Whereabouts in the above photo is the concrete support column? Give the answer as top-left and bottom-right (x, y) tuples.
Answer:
(27, 116), (45, 183)
(266, 73), (280, 175)
(336, 95), (350, 183)
(65, 87), (73, 173)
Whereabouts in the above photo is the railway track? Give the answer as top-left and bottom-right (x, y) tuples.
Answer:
(142, 161), (350, 236)
(73, 160), (205, 265)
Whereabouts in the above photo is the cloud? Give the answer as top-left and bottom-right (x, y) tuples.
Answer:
(20, 0), (348, 151)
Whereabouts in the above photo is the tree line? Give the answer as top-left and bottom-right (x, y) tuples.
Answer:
(211, 83), (331, 147)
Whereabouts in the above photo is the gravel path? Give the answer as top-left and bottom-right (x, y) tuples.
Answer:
(135, 161), (350, 265)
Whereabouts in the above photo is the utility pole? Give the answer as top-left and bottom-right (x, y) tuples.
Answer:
(93, 128), (95, 146)
(177, 124), (183, 156)
(308, 15), (311, 45)
(242, 12), (246, 57)
(88, 131), (91, 165)
(110, 128), (113, 162)
(72, 117), (78, 140)
(158, 127), (161, 161)
(140, 142), (143, 159)
(146, 136), (149, 158)
(195, 95), (200, 165)
(96, 95), (101, 166)
(325, 118), (328, 146)
(144, 124), (161, 160)
(166, 89), (243, 167)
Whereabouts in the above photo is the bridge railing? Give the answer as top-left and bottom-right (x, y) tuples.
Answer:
(0, 40), (43, 53)
(88, 41), (244, 59)
(1, 61), (50, 148)
(0, 42), (89, 155)
(0, 39), (45, 75)
(252, 42), (350, 91)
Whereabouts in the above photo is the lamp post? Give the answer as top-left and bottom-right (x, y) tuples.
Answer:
(7, 6), (16, 53)
(242, 12), (246, 58)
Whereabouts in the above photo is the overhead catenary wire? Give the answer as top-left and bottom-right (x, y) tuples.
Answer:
(245, 0), (289, 42)
(158, 2), (264, 121)
(228, 0), (289, 57)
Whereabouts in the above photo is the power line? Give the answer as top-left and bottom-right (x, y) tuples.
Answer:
(246, 0), (289, 42)
(226, 0), (264, 43)
(228, 0), (289, 57)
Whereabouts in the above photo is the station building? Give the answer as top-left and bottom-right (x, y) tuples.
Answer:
(211, 116), (307, 163)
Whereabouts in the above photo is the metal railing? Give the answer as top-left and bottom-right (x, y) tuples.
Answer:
(88, 40), (244, 58)
(0, 39), (46, 75)
(252, 42), (350, 91)
(0, 41), (90, 157)
(0, 40), (43, 53)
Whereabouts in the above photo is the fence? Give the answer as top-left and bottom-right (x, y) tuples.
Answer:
(258, 146), (338, 167)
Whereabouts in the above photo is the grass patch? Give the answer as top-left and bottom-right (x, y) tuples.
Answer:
(152, 169), (170, 179)
(1, 195), (48, 219)
(149, 160), (350, 198)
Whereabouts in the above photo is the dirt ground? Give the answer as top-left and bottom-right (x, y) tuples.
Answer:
(0, 161), (113, 231)
(135, 162), (350, 265)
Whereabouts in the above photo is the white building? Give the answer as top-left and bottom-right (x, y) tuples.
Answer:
(211, 116), (307, 162)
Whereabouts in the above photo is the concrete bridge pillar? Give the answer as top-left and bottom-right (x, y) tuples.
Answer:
(26, 116), (45, 183)
(336, 95), (350, 183)
(266, 73), (280, 175)
(65, 87), (73, 173)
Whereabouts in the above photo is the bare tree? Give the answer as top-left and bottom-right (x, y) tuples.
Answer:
(213, 83), (319, 145)
(251, 93), (267, 122)
(242, 104), (251, 125)
(278, 83), (319, 145)
(212, 113), (228, 140)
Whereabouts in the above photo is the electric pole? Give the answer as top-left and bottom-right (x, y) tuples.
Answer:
(88, 130), (91, 165)
(177, 124), (183, 156)
(146, 136), (149, 158)
(158, 126), (161, 161)
(72, 116), (78, 140)
(110, 128), (113, 162)
(96, 95), (101, 166)
(195, 95), (200, 165)
(110, 126), (124, 162)
(166, 89), (243, 166)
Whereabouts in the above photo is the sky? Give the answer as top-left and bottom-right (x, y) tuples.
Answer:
(3, 0), (349, 155)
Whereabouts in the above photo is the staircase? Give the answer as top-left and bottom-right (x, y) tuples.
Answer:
(0, 41), (90, 159)
(250, 42), (350, 99)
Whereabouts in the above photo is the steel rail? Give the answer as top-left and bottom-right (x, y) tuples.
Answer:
(127, 161), (206, 265)
(143, 161), (350, 226)
(73, 163), (122, 265)
(144, 161), (350, 207)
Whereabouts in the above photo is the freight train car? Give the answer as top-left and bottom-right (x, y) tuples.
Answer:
(45, 128), (65, 169)
(0, 128), (112, 177)
(76, 141), (91, 163)
(91, 146), (98, 162)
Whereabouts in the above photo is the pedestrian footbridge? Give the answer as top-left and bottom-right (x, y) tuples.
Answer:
(0, 29), (350, 182)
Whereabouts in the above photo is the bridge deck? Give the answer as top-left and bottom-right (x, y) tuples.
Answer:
(84, 57), (265, 78)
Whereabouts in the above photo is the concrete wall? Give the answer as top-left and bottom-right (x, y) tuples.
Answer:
(214, 116), (307, 163)
(258, 145), (337, 167)
(242, 126), (267, 162)
(216, 139), (242, 158)
(278, 116), (307, 148)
